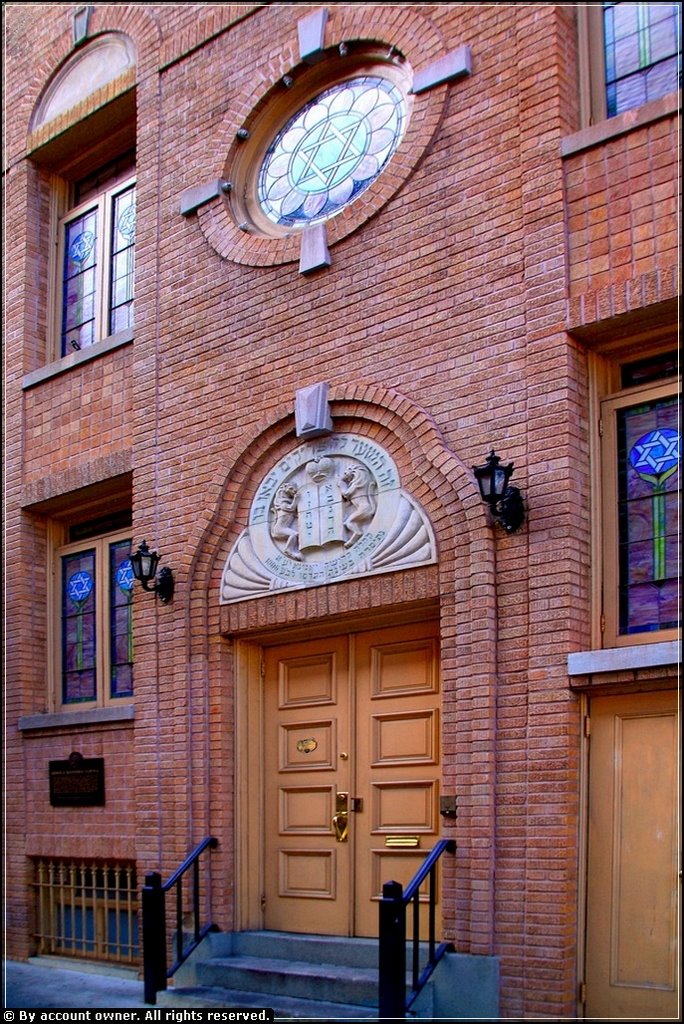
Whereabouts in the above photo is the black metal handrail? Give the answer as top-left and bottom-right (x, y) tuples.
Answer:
(378, 838), (456, 1019)
(142, 836), (218, 1004)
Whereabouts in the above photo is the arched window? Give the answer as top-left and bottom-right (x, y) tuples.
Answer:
(28, 33), (137, 364)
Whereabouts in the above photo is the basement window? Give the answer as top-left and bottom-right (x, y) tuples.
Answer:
(33, 859), (139, 964)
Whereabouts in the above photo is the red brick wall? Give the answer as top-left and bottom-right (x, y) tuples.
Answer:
(565, 107), (680, 299)
(4, 4), (679, 1016)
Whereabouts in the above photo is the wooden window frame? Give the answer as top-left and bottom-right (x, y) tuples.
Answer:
(577, 4), (610, 127)
(599, 378), (680, 648)
(577, 3), (681, 127)
(53, 171), (136, 360)
(49, 525), (134, 712)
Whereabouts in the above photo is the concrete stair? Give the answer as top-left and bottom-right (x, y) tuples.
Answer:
(157, 931), (382, 1019)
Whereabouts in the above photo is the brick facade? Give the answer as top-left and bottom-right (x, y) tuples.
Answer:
(4, 4), (680, 1017)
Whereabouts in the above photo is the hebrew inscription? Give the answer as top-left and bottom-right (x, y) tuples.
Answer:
(220, 434), (436, 603)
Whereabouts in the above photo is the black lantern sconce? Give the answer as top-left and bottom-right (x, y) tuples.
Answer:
(130, 540), (175, 603)
(473, 450), (526, 534)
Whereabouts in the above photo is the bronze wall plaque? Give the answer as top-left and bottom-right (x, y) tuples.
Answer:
(49, 752), (105, 807)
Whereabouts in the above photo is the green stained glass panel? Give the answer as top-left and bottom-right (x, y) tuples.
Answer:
(110, 540), (134, 698)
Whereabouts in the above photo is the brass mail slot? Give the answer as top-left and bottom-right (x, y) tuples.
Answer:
(384, 835), (420, 848)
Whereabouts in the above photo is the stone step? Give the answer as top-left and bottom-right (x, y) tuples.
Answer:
(230, 931), (379, 970)
(194, 955), (379, 1007)
(158, 984), (378, 1018)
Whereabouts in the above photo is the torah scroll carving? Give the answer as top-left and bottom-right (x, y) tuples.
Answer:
(220, 434), (436, 603)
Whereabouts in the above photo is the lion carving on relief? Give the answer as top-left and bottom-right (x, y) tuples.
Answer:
(340, 466), (377, 548)
(270, 483), (302, 560)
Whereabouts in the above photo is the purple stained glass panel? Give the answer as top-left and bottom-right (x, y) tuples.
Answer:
(603, 2), (681, 118)
(617, 395), (680, 634)
(62, 549), (97, 703)
(62, 209), (98, 356)
(110, 541), (134, 698)
(64, 321), (96, 353)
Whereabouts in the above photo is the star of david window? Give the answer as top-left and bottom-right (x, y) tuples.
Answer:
(257, 77), (407, 228)
(56, 527), (134, 709)
(58, 159), (136, 357)
(598, 351), (681, 647)
(223, 47), (415, 252)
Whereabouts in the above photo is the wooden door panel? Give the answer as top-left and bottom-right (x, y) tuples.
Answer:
(354, 623), (441, 937)
(278, 652), (338, 707)
(264, 636), (350, 935)
(586, 691), (679, 1018)
(371, 780), (438, 833)
(371, 709), (439, 765)
(278, 849), (337, 900)
(279, 719), (336, 771)
(279, 785), (335, 833)
(369, 638), (439, 698)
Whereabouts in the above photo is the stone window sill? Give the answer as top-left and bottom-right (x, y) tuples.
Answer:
(19, 704), (135, 732)
(568, 639), (680, 677)
(22, 328), (133, 390)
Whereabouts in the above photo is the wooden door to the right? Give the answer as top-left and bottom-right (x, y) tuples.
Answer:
(585, 691), (679, 1019)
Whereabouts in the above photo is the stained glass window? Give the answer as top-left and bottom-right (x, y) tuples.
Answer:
(258, 76), (407, 227)
(617, 396), (680, 634)
(62, 549), (97, 703)
(62, 210), (98, 354)
(60, 534), (133, 706)
(110, 540), (134, 698)
(109, 185), (136, 336)
(59, 177), (136, 356)
(603, 2), (681, 117)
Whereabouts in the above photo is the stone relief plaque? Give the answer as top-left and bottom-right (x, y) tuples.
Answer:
(220, 434), (437, 603)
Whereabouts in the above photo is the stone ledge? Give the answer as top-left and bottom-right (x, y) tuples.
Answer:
(19, 704), (135, 732)
(568, 640), (680, 676)
(22, 328), (133, 390)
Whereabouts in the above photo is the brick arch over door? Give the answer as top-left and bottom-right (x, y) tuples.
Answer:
(181, 382), (500, 954)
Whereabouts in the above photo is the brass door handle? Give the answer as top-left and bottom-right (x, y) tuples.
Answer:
(333, 791), (349, 843)
(332, 812), (349, 843)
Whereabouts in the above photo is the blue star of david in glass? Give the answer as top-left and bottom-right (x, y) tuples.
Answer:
(69, 231), (95, 264)
(258, 76), (407, 227)
(67, 570), (94, 604)
(629, 428), (680, 479)
(116, 559), (134, 593)
(117, 204), (136, 242)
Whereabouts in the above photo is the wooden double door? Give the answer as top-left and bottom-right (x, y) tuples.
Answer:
(262, 621), (441, 937)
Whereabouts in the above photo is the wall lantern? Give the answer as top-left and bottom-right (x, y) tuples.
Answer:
(130, 540), (175, 603)
(473, 450), (526, 534)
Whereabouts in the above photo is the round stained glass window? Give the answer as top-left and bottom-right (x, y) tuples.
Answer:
(258, 76), (407, 228)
